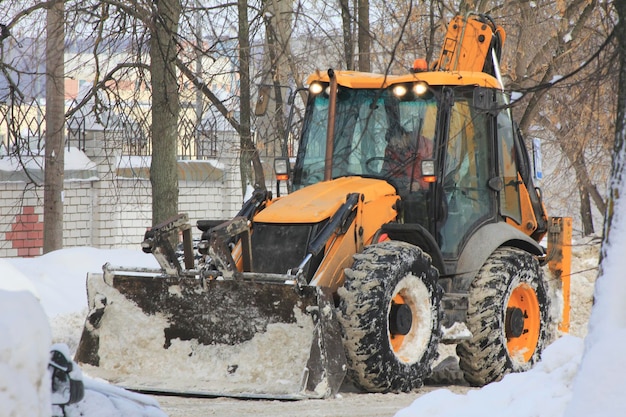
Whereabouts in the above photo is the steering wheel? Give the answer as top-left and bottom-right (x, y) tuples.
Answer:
(365, 156), (403, 175)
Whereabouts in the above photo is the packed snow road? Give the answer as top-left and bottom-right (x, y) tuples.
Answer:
(151, 334), (475, 416)
(155, 387), (468, 417)
(152, 343), (485, 416)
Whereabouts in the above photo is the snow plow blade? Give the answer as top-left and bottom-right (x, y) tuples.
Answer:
(75, 268), (347, 399)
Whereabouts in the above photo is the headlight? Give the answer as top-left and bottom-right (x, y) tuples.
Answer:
(309, 82), (324, 95)
(392, 84), (408, 98)
(274, 157), (290, 181)
(413, 81), (429, 96)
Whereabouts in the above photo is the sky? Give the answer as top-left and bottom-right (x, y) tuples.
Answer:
(0, 219), (625, 416)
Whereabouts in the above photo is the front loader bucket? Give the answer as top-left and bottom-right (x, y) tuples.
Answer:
(75, 270), (346, 399)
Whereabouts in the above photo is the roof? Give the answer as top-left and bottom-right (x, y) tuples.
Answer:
(306, 69), (502, 90)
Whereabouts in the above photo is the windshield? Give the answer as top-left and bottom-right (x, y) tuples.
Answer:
(292, 85), (439, 194)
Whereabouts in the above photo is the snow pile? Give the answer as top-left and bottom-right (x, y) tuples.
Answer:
(395, 336), (583, 417)
(7, 247), (159, 318)
(63, 378), (166, 417)
(0, 289), (51, 417)
(2, 249), (166, 417)
(564, 193), (626, 417)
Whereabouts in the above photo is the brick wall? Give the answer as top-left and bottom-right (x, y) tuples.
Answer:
(0, 181), (99, 257)
(0, 171), (246, 258)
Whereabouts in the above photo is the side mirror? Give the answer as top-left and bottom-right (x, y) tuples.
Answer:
(473, 87), (496, 113)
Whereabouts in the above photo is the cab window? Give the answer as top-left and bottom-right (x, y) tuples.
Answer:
(496, 93), (522, 224)
(440, 92), (492, 256)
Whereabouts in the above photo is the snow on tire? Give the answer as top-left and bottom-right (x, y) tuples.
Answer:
(338, 240), (442, 392)
(457, 246), (553, 386)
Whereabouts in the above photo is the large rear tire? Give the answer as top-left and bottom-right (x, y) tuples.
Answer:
(457, 247), (553, 386)
(338, 241), (442, 392)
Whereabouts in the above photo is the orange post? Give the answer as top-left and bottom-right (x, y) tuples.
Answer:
(547, 217), (572, 333)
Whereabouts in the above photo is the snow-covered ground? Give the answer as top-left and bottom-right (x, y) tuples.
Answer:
(0, 230), (623, 416)
(0, 248), (165, 417)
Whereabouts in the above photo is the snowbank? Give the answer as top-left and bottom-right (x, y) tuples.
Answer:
(395, 336), (583, 417)
(0, 290), (51, 417)
(564, 189), (626, 417)
(2, 248), (165, 417)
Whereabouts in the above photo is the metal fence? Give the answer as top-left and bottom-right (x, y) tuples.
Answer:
(0, 87), (305, 163)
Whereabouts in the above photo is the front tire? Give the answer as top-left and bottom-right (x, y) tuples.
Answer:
(338, 241), (442, 392)
(457, 247), (553, 386)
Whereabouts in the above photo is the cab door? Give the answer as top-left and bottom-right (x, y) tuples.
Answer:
(439, 89), (495, 257)
(495, 92), (523, 224)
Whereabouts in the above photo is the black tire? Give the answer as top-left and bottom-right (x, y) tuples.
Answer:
(457, 247), (554, 386)
(338, 240), (442, 392)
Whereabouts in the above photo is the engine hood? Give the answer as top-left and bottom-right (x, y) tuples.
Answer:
(254, 177), (397, 224)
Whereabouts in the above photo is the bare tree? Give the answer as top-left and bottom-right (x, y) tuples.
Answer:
(149, 0), (181, 225)
(357, 0), (371, 72)
(0, 0), (617, 241)
(602, 4), (626, 251)
(43, 0), (64, 253)
(238, 0), (265, 195)
(339, 0), (354, 70)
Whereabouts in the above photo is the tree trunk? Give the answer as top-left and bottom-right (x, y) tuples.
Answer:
(260, 0), (293, 156)
(238, 0), (265, 195)
(601, 4), (626, 260)
(339, 0), (353, 70)
(564, 9), (626, 416)
(568, 147), (604, 235)
(425, 1), (438, 64)
(357, 0), (370, 72)
(578, 181), (594, 235)
(149, 0), (181, 226)
(43, 0), (65, 253)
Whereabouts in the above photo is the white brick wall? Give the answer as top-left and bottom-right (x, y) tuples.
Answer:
(0, 171), (246, 257)
(0, 128), (285, 258)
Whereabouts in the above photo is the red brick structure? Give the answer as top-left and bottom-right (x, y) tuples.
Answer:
(6, 206), (43, 257)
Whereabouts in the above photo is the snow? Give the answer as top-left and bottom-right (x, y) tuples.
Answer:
(0, 227), (623, 416)
(396, 336), (583, 417)
(0, 147), (96, 172)
(563, 189), (626, 416)
(0, 290), (51, 417)
(1, 248), (165, 417)
(82, 272), (315, 396)
(550, 75), (564, 84)
(116, 155), (225, 172)
(563, 32), (573, 43)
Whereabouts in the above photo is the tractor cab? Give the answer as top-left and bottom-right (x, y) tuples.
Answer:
(290, 71), (547, 267)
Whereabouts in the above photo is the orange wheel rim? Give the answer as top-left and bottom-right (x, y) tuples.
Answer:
(506, 283), (540, 362)
(390, 293), (406, 353)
